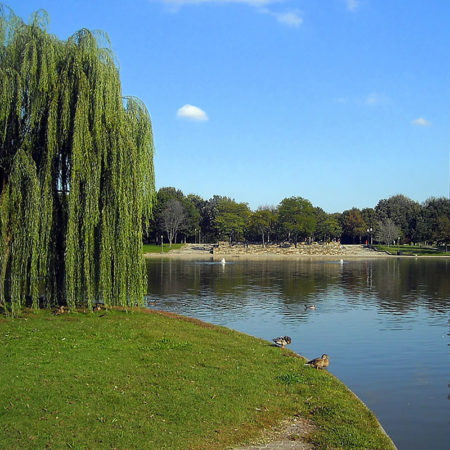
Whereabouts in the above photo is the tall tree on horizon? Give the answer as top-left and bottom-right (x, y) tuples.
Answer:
(161, 199), (186, 246)
(0, 6), (155, 314)
(214, 198), (251, 243)
(340, 208), (366, 244)
(249, 207), (277, 247)
(278, 197), (316, 246)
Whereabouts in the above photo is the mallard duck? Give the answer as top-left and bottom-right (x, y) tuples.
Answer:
(92, 303), (105, 312)
(305, 354), (329, 369)
(304, 304), (316, 310)
(272, 336), (292, 348)
(53, 305), (67, 315)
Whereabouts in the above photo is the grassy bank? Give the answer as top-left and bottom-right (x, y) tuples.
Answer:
(143, 243), (184, 254)
(0, 309), (394, 449)
(373, 244), (450, 256)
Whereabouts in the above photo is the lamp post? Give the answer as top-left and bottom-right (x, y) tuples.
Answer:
(161, 235), (163, 253)
(367, 228), (373, 248)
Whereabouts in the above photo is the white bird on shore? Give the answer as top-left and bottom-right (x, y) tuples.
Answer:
(340, 259), (344, 265)
(221, 258), (226, 264)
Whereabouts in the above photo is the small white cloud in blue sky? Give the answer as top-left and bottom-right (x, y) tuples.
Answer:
(259, 7), (303, 27)
(177, 104), (209, 121)
(346, 0), (360, 12)
(335, 93), (390, 106)
(161, 0), (278, 7)
(274, 11), (303, 27)
(365, 92), (390, 106)
(160, 0), (302, 27)
(411, 117), (431, 127)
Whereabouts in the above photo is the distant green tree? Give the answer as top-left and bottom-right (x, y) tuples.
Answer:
(434, 215), (450, 250)
(375, 219), (400, 246)
(161, 199), (186, 246)
(249, 207), (276, 246)
(313, 207), (328, 241)
(375, 195), (420, 242)
(341, 208), (366, 243)
(314, 208), (342, 242)
(277, 197), (316, 246)
(0, 7), (155, 313)
(181, 195), (202, 243)
(202, 195), (232, 242)
(417, 197), (450, 244)
(361, 207), (377, 242)
(324, 215), (342, 241)
(214, 199), (251, 243)
(151, 187), (185, 243)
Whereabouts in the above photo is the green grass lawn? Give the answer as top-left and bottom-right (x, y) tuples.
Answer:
(0, 309), (395, 449)
(143, 243), (184, 253)
(373, 244), (450, 256)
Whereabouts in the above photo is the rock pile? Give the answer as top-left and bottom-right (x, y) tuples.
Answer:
(211, 241), (359, 256)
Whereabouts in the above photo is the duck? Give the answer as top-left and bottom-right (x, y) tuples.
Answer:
(53, 305), (68, 315)
(305, 354), (329, 369)
(272, 336), (292, 349)
(304, 304), (316, 310)
(92, 303), (106, 312)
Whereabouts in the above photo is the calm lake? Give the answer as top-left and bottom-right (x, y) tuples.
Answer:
(145, 257), (449, 450)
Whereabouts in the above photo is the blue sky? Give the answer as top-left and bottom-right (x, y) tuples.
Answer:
(11, 0), (449, 212)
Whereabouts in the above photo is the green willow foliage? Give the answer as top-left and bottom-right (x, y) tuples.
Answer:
(0, 6), (155, 314)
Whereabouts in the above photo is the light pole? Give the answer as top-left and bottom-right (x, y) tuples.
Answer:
(161, 235), (163, 253)
(367, 228), (373, 247)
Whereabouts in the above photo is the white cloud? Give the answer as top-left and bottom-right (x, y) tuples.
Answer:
(334, 93), (390, 106)
(274, 11), (303, 27)
(411, 117), (431, 127)
(158, 0), (302, 28)
(161, 0), (278, 6)
(177, 104), (209, 121)
(346, 0), (360, 12)
(365, 92), (390, 106)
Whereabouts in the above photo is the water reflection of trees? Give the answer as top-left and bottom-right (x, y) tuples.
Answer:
(146, 258), (449, 315)
(332, 259), (449, 313)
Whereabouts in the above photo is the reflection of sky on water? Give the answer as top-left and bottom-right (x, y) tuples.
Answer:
(146, 258), (449, 450)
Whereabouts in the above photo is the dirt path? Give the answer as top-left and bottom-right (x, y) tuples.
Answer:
(233, 416), (314, 449)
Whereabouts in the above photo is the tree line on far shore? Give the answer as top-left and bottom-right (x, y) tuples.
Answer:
(147, 188), (450, 247)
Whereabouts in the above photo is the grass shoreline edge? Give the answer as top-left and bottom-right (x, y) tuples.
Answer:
(0, 308), (396, 449)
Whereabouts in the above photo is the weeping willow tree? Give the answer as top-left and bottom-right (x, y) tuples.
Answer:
(0, 5), (155, 314)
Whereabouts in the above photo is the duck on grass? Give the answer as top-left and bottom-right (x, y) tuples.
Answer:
(0, 308), (394, 449)
(305, 354), (330, 369)
(272, 336), (292, 348)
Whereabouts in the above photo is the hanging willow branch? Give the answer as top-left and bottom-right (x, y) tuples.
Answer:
(0, 5), (155, 314)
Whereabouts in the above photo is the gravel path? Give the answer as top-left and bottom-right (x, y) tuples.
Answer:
(232, 416), (314, 450)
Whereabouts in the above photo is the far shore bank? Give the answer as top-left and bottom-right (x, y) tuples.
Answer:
(144, 243), (448, 260)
